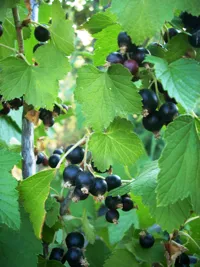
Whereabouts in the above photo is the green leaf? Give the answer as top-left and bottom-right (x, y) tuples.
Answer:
(0, 208), (42, 267)
(82, 209), (95, 244)
(147, 56), (200, 111)
(0, 148), (21, 230)
(83, 10), (116, 34)
(93, 24), (121, 66)
(0, 116), (21, 143)
(104, 249), (138, 267)
(50, 0), (74, 55)
(38, 256), (65, 267)
(108, 209), (139, 244)
(45, 197), (60, 228)
(0, 19), (16, 59)
(0, 44), (70, 109)
(156, 115), (200, 213)
(75, 65), (142, 131)
(19, 169), (56, 238)
(89, 118), (144, 171)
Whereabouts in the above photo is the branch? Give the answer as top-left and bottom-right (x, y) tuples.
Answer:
(12, 7), (24, 54)
(60, 188), (75, 216)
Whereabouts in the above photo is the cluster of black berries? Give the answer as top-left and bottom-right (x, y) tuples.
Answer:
(0, 96), (23, 116)
(36, 148), (64, 167)
(106, 32), (149, 77)
(139, 84), (179, 133)
(49, 232), (88, 266)
(39, 104), (69, 128)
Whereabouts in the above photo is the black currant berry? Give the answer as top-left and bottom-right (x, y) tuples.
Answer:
(75, 171), (94, 194)
(105, 196), (122, 209)
(98, 205), (108, 216)
(142, 111), (163, 132)
(122, 197), (134, 212)
(43, 116), (55, 127)
(72, 187), (89, 202)
(48, 154), (60, 168)
(63, 165), (82, 187)
(163, 28), (178, 43)
(0, 103), (10, 115)
(89, 178), (107, 199)
(65, 232), (85, 249)
(139, 232), (155, 249)
(132, 47), (150, 65)
(106, 52), (124, 64)
(139, 89), (158, 114)
(33, 43), (44, 53)
(63, 247), (83, 266)
(175, 253), (190, 266)
(53, 148), (64, 155)
(117, 32), (132, 48)
(65, 145), (84, 164)
(49, 247), (64, 261)
(180, 12), (200, 30)
(105, 209), (119, 224)
(189, 256), (197, 264)
(188, 29), (200, 48)
(123, 59), (139, 75)
(105, 175), (122, 191)
(36, 152), (45, 165)
(151, 81), (164, 94)
(159, 102), (178, 124)
(34, 25), (50, 42)
(163, 91), (177, 104)
(39, 108), (54, 127)
(53, 105), (61, 116)
(0, 23), (3, 37)
(8, 98), (23, 110)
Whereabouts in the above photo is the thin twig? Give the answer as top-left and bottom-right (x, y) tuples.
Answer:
(83, 135), (89, 171)
(60, 188), (75, 216)
(12, 7), (24, 54)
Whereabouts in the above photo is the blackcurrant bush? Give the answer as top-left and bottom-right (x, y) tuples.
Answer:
(105, 209), (119, 224)
(142, 111), (163, 132)
(122, 197), (134, 212)
(105, 175), (122, 191)
(89, 178), (107, 199)
(8, 98), (23, 110)
(180, 12), (200, 30)
(63, 247), (83, 266)
(72, 187), (89, 202)
(123, 59), (139, 75)
(163, 28), (178, 43)
(63, 165), (82, 187)
(106, 52), (124, 64)
(159, 102), (178, 123)
(65, 145), (84, 164)
(117, 32), (132, 48)
(132, 47), (150, 65)
(49, 248), (64, 261)
(65, 232), (85, 249)
(105, 196), (122, 209)
(48, 154), (60, 168)
(175, 253), (190, 266)
(188, 29), (200, 48)
(139, 232), (155, 249)
(139, 89), (158, 114)
(34, 25), (50, 42)
(36, 152), (45, 165)
(33, 43), (44, 53)
(0, 23), (3, 37)
(53, 148), (64, 155)
(76, 171), (94, 194)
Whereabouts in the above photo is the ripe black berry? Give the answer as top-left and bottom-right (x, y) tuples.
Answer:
(139, 232), (155, 249)
(142, 111), (163, 132)
(132, 47), (150, 65)
(72, 187), (89, 202)
(76, 171), (94, 194)
(89, 178), (107, 199)
(159, 102), (178, 124)
(0, 24), (3, 37)
(65, 232), (84, 249)
(180, 12), (200, 30)
(39, 108), (54, 127)
(33, 43), (44, 53)
(43, 116), (55, 127)
(105, 196), (122, 209)
(163, 28), (178, 43)
(64, 247), (83, 266)
(8, 98), (23, 110)
(122, 197), (134, 212)
(48, 154), (60, 168)
(0, 103), (10, 115)
(53, 148), (64, 155)
(188, 29), (200, 48)
(151, 81), (164, 94)
(36, 152), (45, 165)
(34, 25), (50, 42)
(139, 89), (158, 114)
(189, 256), (197, 264)
(49, 247), (64, 261)
(105, 175), (122, 191)
(117, 32), (132, 48)
(66, 145), (84, 164)
(175, 253), (190, 266)
(63, 165), (82, 187)
(106, 52), (124, 64)
(123, 59), (139, 75)
(105, 209), (119, 224)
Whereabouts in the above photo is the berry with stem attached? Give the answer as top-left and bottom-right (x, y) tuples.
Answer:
(139, 89), (158, 115)
(36, 152), (45, 165)
(49, 248), (64, 261)
(142, 111), (163, 132)
(123, 59), (139, 75)
(105, 196), (122, 209)
(65, 232), (85, 249)
(72, 187), (89, 202)
(118, 32), (132, 49)
(105, 209), (119, 224)
(53, 148), (64, 155)
(139, 232), (155, 249)
(48, 154), (60, 168)
(132, 47), (150, 66)
(105, 175), (122, 191)
(66, 145), (84, 164)
(89, 178), (107, 200)
(63, 165), (82, 187)
(122, 197), (134, 212)
(76, 171), (94, 194)
(34, 25), (50, 42)
(159, 102), (178, 124)
(106, 52), (124, 64)
(63, 247), (84, 266)
(8, 98), (23, 110)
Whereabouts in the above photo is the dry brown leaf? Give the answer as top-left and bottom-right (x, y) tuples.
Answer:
(25, 109), (40, 125)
